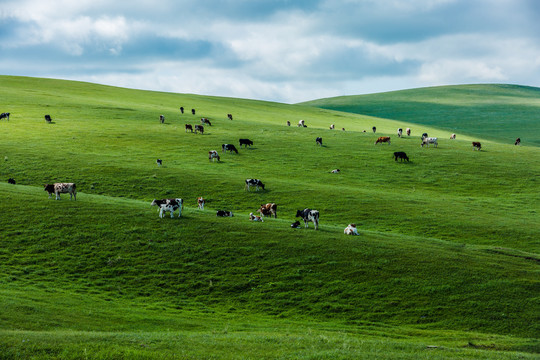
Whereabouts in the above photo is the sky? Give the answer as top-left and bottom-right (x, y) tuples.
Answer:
(1, 0), (539, 103)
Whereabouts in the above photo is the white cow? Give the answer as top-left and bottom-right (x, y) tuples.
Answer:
(421, 137), (438, 148)
(151, 198), (183, 218)
(344, 224), (359, 235)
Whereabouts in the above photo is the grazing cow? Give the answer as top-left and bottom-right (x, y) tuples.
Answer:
(450, 133), (456, 140)
(372, 126), (376, 133)
(44, 183), (76, 200)
(228, 113), (233, 120)
(185, 124), (193, 133)
(180, 107), (184, 114)
(472, 142), (482, 151)
(191, 109), (196, 115)
(393, 151), (409, 162)
(257, 203), (277, 218)
(331, 169), (340, 173)
(296, 208), (320, 230)
(156, 159), (162, 166)
(397, 128), (403, 138)
(151, 198), (183, 218)
(298, 119), (305, 127)
(421, 133), (428, 140)
(245, 179), (265, 191)
(0, 112), (10, 121)
(249, 212), (264, 222)
(286, 120), (291, 126)
(45, 115), (52, 123)
(316, 137), (323, 146)
(222, 144), (239, 154)
(239, 139), (253, 148)
(197, 197), (205, 210)
(406, 128), (411, 136)
(375, 136), (391, 145)
(515, 138), (521, 146)
(209, 150), (220, 162)
(194, 124), (204, 134)
(201, 118), (212, 126)
(7, 178), (16, 184)
(160, 115), (165, 124)
(344, 223), (359, 235)
(216, 210), (233, 217)
(291, 220), (301, 228)
(330, 124), (335, 129)
(421, 137), (438, 148)
(341, 128), (345, 131)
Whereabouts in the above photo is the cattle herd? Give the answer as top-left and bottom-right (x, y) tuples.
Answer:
(2, 106), (523, 236)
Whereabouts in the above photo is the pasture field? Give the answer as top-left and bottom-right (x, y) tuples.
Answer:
(302, 84), (540, 146)
(0, 76), (538, 359)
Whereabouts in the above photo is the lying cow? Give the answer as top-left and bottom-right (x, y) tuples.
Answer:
(44, 183), (77, 200)
(421, 137), (438, 148)
(375, 136), (391, 145)
(222, 144), (239, 154)
(296, 208), (320, 230)
(472, 142), (482, 151)
(216, 210), (233, 217)
(239, 139), (253, 147)
(393, 151), (409, 162)
(344, 223), (359, 235)
(257, 203), (277, 218)
(151, 198), (183, 218)
(249, 212), (263, 222)
(331, 169), (340, 173)
(245, 179), (265, 191)
(291, 220), (301, 229)
(209, 150), (220, 162)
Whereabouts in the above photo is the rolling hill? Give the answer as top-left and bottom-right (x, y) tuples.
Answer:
(301, 84), (540, 146)
(0, 76), (538, 359)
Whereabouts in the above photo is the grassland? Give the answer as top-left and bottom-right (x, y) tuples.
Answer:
(0, 76), (538, 359)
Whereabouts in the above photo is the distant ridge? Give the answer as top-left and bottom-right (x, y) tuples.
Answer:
(301, 84), (540, 146)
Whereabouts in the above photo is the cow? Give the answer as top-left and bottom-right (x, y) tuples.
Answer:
(249, 212), (264, 222)
(222, 144), (238, 154)
(7, 178), (15, 184)
(406, 128), (411, 136)
(344, 223), (359, 235)
(239, 139), (253, 148)
(180, 107), (184, 114)
(44, 183), (76, 200)
(191, 109), (196, 115)
(472, 142), (482, 151)
(228, 114), (233, 120)
(316, 137), (323, 146)
(291, 220), (301, 228)
(393, 151), (409, 162)
(515, 138), (521, 146)
(151, 198), (183, 218)
(197, 197), (205, 210)
(341, 128), (345, 131)
(45, 115), (52, 123)
(0, 112), (10, 121)
(421, 133), (428, 140)
(257, 203), (277, 218)
(216, 210), (233, 217)
(209, 150), (220, 162)
(372, 126), (376, 133)
(375, 136), (391, 145)
(286, 120), (291, 126)
(194, 125), (204, 134)
(331, 169), (340, 173)
(245, 179), (265, 191)
(159, 115), (165, 123)
(298, 119), (305, 127)
(330, 124), (335, 129)
(156, 159), (162, 166)
(296, 208), (320, 230)
(397, 128), (403, 138)
(421, 137), (438, 148)
(201, 118), (212, 126)
(450, 133), (456, 140)
(185, 124), (193, 133)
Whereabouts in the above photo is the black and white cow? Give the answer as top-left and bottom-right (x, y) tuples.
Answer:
(160, 115), (165, 123)
(216, 210), (233, 217)
(222, 144), (238, 153)
(286, 120), (291, 126)
(195, 125), (204, 134)
(249, 212), (263, 222)
(239, 139), (253, 147)
(156, 159), (162, 166)
(421, 133), (428, 140)
(316, 137), (322, 146)
(0, 112), (10, 121)
(44, 183), (76, 200)
(515, 138), (521, 146)
(291, 220), (301, 228)
(298, 119), (305, 127)
(201, 118), (212, 126)
(245, 179), (265, 191)
(421, 137), (438, 148)
(185, 124), (193, 133)
(296, 208), (320, 230)
(330, 124), (335, 129)
(209, 150), (220, 162)
(151, 198), (183, 218)
(397, 128), (403, 138)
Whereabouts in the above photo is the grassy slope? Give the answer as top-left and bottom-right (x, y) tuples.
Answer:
(301, 84), (540, 146)
(0, 76), (538, 358)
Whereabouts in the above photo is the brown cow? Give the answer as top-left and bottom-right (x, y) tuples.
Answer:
(375, 136), (391, 145)
(257, 203), (277, 218)
(472, 142), (482, 151)
(185, 124), (193, 133)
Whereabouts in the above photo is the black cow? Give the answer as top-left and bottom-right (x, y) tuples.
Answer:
(228, 114), (233, 120)
(316, 137), (322, 146)
(245, 179), (265, 191)
(192, 109), (196, 115)
(216, 210), (233, 217)
(0, 113), (10, 121)
(296, 208), (320, 230)
(515, 138), (521, 146)
(291, 220), (301, 228)
(7, 178), (15, 184)
(180, 107), (184, 114)
(372, 126), (376, 133)
(222, 144), (238, 154)
(239, 139), (253, 147)
(393, 151), (409, 162)
(45, 115), (52, 123)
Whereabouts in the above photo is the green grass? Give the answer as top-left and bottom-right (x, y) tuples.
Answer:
(0, 76), (538, 359)
(301, 84), (540, 146)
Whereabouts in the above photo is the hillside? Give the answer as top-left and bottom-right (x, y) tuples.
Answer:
(0, 76), (538, 359)
(301, 84), (540, 146)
